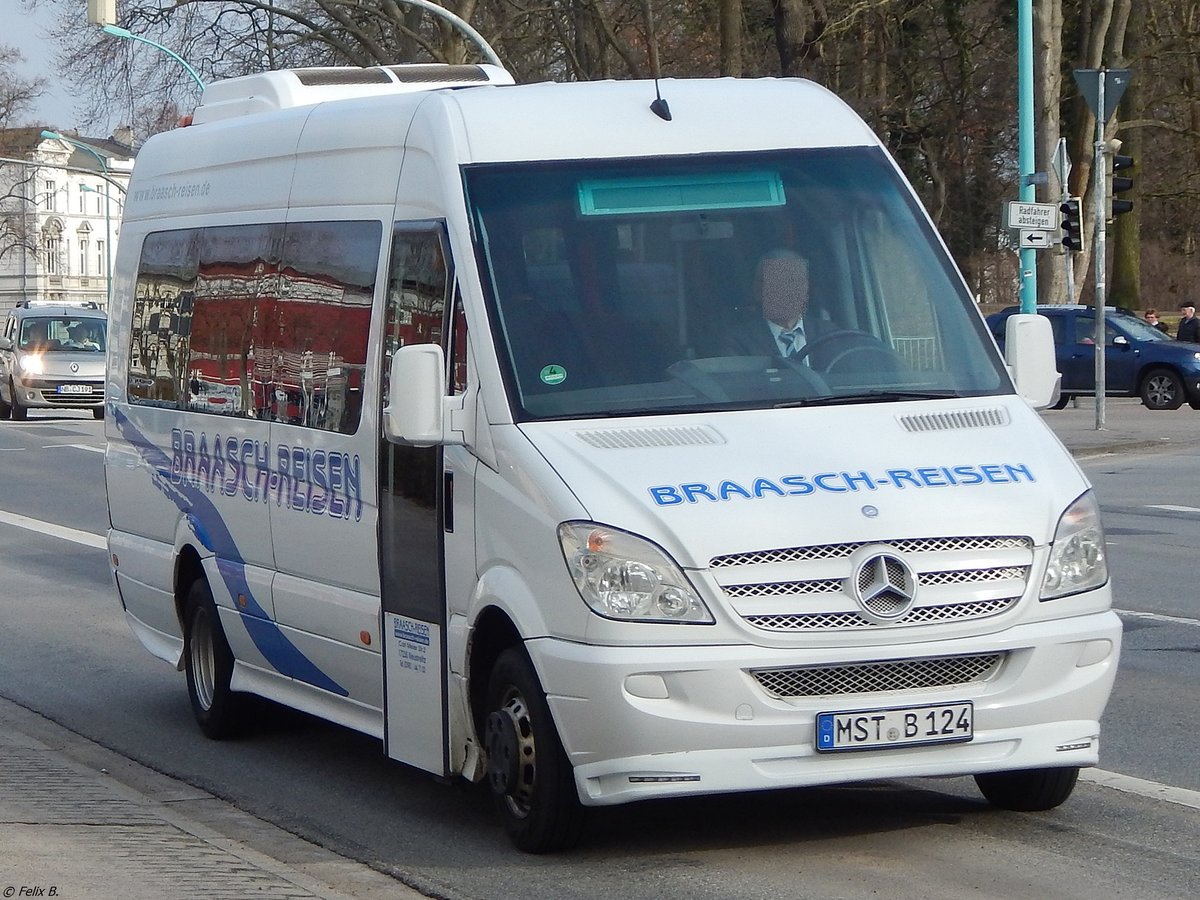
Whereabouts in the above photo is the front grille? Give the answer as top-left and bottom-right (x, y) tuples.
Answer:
(751, 653), (1004, 699)
(713, 535), (1032, 633)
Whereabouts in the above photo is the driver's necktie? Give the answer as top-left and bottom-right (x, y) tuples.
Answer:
(779, 324), (805, 357)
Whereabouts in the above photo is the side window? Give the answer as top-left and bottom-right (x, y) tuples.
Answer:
(1074, 314), (1091, 344)
(189, 223), (279, 417)
(383, 223), (451, 409)
(1048, 315), (1068, 346)
(268, 221), (379, 433)
(449, 295), (468, 395)
(129, 229), (201, 407)
(129, 220), (380, 434)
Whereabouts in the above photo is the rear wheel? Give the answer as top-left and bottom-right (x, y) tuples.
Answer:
(484, 647), (585, 853)
(1140, 368), (1184, 410)
(975, 766), (1079, 811)
(183, 578), (246, 739)
(1049, 393), (1071, 410)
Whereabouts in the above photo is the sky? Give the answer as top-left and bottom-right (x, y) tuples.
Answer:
(2, 0), (97, 132)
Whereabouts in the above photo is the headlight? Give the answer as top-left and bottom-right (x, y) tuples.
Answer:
(19, 354), (43, 375)
(1041, 491), (1108, 599)
(558, 522), (713, 623)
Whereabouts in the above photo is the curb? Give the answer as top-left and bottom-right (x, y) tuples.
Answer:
(0, 697), (422, 900)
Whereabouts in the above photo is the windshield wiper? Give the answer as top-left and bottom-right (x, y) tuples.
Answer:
(776, 389), (960, 408)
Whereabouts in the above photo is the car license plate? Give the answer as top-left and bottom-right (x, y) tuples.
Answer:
(816, 701), (973, 752)
(57, 384), (92, 395)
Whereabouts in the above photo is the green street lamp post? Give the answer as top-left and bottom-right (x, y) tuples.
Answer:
(102, 24), (206, 90)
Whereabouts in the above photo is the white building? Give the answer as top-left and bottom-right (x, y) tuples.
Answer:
(0, 127), (135, 316)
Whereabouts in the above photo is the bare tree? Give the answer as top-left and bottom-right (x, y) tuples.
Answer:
(0, 47), (48, 265)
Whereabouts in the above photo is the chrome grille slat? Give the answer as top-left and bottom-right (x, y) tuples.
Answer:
(744, 597), (1018, 631)
(711, 536), (1031, 568)
(751, 653), (1004, 698)
(724, 579), (842, 598)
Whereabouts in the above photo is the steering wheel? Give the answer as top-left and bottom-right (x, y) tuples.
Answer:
(792, 329), (908, 374)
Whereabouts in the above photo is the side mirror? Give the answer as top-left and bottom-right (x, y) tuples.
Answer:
(0, 336), (11, 352)
(1003, 313), (1061, 409)
(1112, 335), (1129, 347)
(383, 344), (463, 447)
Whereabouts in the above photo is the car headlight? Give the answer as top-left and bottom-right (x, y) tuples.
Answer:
(19, 354), (43, 375)
(1041, 491), (1108, 599)
(558, 522), (713, 623)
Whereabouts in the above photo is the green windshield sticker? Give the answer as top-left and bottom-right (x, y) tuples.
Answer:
(578, 171), (785, 216)
(540, 364), (567, 385)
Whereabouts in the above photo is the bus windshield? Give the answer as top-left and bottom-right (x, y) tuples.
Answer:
(464, 148), (1008, 421)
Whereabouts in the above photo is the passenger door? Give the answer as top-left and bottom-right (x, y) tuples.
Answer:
(378, 222), (475, 776)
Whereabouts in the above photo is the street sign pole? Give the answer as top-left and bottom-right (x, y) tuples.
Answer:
(1093, 75), (1107, 430)
(1074, 66), (1130, 431)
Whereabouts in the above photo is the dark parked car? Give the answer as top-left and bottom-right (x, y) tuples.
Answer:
(987, 304), (1200, 410)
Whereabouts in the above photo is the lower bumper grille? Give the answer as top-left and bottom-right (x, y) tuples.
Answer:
(751, 652), (1004, 699)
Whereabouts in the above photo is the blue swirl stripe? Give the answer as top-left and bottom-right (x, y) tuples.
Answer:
(114, 407), (347, 696)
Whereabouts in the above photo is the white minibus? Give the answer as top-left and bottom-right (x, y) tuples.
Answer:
(105, 63), (1120, 852)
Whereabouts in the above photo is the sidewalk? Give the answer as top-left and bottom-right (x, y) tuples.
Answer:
(1, 396), (1193, 899)
(0, 697), (421, 900)
(1038, 395), (1198, 458)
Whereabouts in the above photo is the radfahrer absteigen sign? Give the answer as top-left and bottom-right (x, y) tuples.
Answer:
(1006, 201), (1058, 232)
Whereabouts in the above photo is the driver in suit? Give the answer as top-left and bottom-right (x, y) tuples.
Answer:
(723, 249), (824, 360)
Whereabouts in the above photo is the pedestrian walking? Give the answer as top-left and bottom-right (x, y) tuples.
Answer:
(1177, 302), (1200, 343)
(1144, 309), (1171, 334)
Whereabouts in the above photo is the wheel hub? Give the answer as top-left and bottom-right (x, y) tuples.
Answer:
(485, 707), (520, 795)
(484, 692), (537, 815)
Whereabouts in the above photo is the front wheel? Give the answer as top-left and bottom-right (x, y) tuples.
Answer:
(92, 406), (104, 420)
(9, 380), (26, 421)
(974, 766), (1079, 811)
(1140, 368), (1185, 410)
(484, 647), (585, 853)
(183, 578), (246, 739)
(0, 383), (10, 419)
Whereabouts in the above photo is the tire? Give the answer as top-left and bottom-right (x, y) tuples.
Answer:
(484, 647), (585, 853)
(9, 380), (26, 421)
(183, 578), (246, 740)
(92, 406), (104, 420)
(1049, 393), (1071, 410)
(1140, 368), (1184, 410)
(0, 383), (9, 419)
(975, 766), (1079, 811)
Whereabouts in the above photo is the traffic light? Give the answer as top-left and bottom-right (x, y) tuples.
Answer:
(1060, 197), (1083, 252)
(1105, 139), (1135, 220)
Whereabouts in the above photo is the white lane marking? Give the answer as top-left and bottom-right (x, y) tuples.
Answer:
(1114, 608), (1200, 628)
(1081, 769), (1200, 811)
(43, 442), (105, 453)
(1146, 504), (1200, 514)
(0, 509), (106, 550)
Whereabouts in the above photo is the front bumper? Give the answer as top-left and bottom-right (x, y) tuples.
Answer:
(13, 378), (104, 409)
(529, 609), (1121, 806)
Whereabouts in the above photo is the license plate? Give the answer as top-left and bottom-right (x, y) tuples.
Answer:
(816, 701), (973, 752)
(57, 384), (92, 395)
